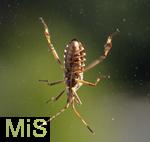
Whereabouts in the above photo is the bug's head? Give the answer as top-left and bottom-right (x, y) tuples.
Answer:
(69, 39), (81, 51)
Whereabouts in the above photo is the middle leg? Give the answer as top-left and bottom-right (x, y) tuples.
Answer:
(39, 79), (64, 86)
(76, 78), (100, 87)
(46, 89), (65, 103)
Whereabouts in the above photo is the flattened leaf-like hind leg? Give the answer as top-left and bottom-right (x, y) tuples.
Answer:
(72, 99), (95, 134)
(40, 103), (70, 127)
(39, 17), (64, 70)
(85, 29), (120, 71)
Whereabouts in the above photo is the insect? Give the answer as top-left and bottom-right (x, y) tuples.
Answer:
(39, 17), (119, 134)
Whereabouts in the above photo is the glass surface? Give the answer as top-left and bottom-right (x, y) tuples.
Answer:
(0, 0), (150, 141)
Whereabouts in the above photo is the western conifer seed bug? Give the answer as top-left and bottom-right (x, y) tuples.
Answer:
(39, 17), (119, 134)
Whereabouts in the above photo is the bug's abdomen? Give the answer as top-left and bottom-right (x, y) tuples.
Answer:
(64, 39), (86, 87)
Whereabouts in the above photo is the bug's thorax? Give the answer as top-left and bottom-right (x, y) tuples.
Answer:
(64, 39), (86, 90)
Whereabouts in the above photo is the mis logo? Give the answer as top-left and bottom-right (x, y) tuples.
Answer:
(0, 117), (50, 142)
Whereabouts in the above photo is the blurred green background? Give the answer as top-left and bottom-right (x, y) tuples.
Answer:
(0, 0), (150, 142)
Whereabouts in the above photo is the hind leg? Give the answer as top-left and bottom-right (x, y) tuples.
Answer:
(40, 102), (70, 127)
(71, 99), (95, 134)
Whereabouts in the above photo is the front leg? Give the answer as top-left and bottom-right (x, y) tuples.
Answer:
(85, 29), (119, 71)
(39, 17), (64, 70)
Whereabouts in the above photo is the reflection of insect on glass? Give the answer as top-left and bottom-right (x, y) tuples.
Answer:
(39, 17), (119, 134)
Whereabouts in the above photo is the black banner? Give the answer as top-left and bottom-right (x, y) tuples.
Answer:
(0, 117), (50, 142)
